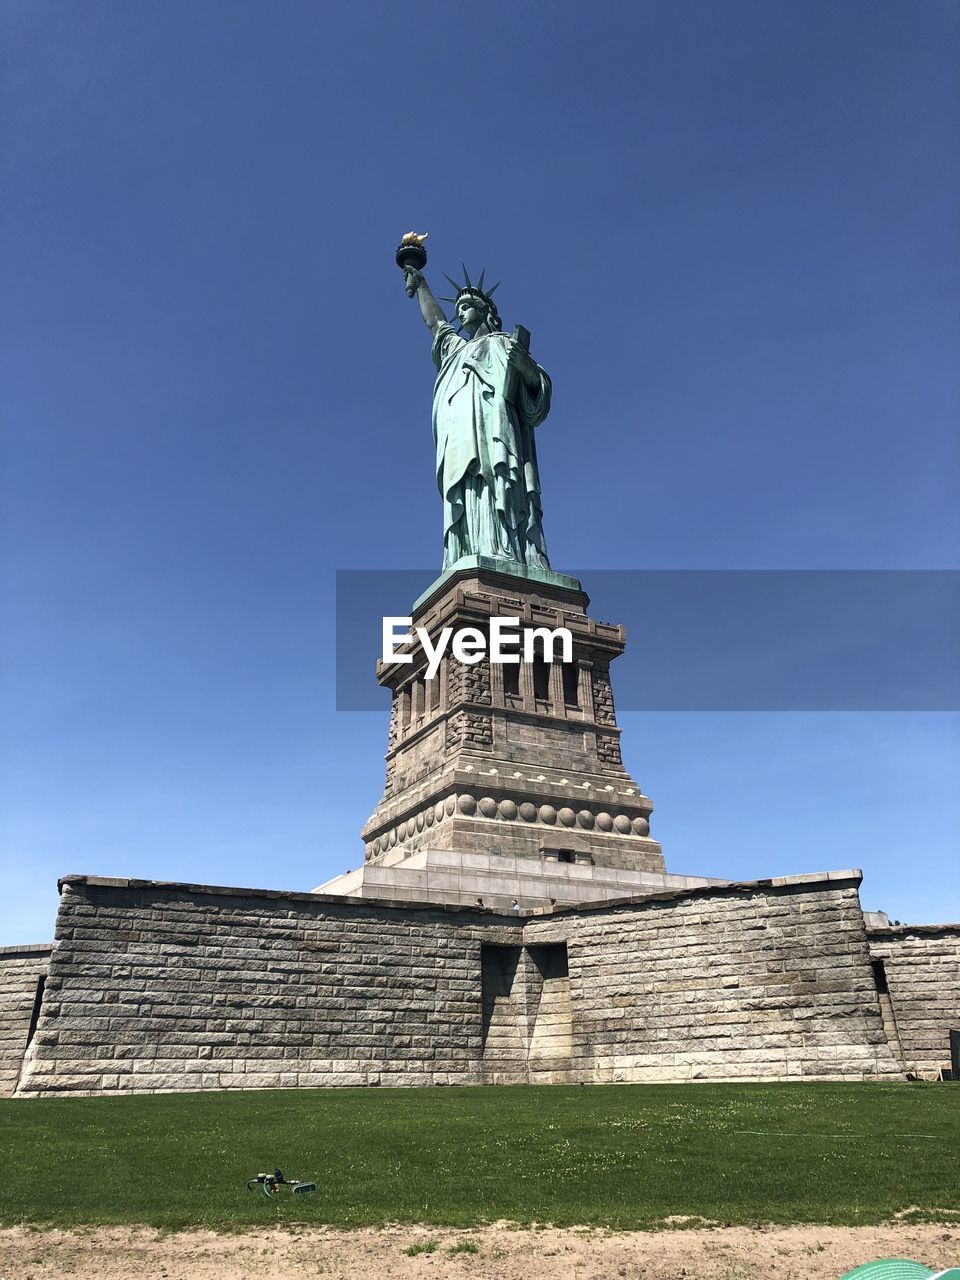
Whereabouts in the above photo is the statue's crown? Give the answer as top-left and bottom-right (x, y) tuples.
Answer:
(440, 264), (501, 329)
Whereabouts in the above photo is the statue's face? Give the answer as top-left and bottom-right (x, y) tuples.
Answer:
(456, 297), (483, 334)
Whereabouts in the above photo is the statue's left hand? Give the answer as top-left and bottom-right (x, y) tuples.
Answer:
(507, 342), (539, 390)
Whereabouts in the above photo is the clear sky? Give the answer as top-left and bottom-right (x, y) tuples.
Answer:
(2, 0), (958, 944)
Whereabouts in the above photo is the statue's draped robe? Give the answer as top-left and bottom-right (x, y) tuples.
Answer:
(431, 321), (552, 570)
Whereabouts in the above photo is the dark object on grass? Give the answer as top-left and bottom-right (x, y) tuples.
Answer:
(247, 1168), (317, 1198)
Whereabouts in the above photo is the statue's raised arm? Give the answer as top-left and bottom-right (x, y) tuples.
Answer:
(397, 232), (444, 334)
(395, 233), (553, 575)
(404, 266), (445, 334)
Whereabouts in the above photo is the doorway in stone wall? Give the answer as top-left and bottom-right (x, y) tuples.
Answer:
(479, 941), (573, 1084)
(480, 944), (527, 1083)
(526, 942), (572, 1081)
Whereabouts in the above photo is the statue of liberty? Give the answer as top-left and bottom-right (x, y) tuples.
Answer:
(398, 235), (553, 573)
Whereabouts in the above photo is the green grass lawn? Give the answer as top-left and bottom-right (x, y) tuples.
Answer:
(0, 1083), (955, 1231)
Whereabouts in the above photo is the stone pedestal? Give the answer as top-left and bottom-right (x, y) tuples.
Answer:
(360, 566), (665, 873)
(316, 847), (722, 911)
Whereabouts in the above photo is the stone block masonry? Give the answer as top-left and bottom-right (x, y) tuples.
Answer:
(0, 944), (52, 1097)
(867, 923), (960, 1076)
(362, 566), (665, 872)
(526, 874), (903, 1084)
(14, 871), (904, 1097)
(18, 878), (520, 1097)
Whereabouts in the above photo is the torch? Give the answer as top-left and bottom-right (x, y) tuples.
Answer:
(396, 231), (429, 296)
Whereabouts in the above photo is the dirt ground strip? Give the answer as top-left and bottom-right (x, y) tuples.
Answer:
(0, 1222), (957, 1280)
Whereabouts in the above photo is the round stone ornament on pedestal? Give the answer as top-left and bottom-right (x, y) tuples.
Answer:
(519, 802), (538, 822)
(539, 804), (557, 825)
(577, 810), (595, 829)
(457, 794), (477, 815)
(479, 797), (498, 818)
(499, 799), (518, 820)
(614, 814), (631, 833)
(596, 812), (613, 831)
(558, 807), (576, 827)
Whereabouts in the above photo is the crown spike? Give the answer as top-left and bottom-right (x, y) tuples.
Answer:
(443, 272), (462, 293)
(477, 268), (486, 291)
(486, 280), (501, 297)
(461, 263), (472, 288)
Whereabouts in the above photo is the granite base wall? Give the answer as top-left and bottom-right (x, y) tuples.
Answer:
(16, 872), (904, 1097)
(524, 877), (902, 1083)
(0, 945), (52, 1097)
(18, 879), (519, 1097)
(867, 924), (960, 1076)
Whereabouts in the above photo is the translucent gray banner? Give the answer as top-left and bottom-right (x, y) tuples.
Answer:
(335, 570), (959, 711)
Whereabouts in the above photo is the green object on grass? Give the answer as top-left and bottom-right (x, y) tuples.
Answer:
(841, 1265), (960, 1279)
(840, 1263), (935, 1280)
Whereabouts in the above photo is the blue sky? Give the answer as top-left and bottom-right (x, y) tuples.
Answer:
(2, 0), (958, 943)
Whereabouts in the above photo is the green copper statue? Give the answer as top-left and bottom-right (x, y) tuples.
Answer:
(398, 234), (553, 573)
